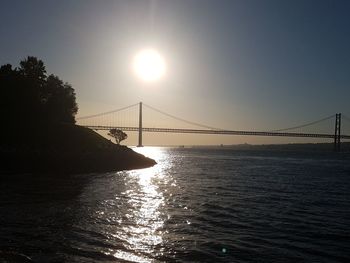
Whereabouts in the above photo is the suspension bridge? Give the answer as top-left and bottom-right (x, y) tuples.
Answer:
(77, 102), (350, 151)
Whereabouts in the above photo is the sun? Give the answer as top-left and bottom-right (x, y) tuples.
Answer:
(133, 49), (166, 82)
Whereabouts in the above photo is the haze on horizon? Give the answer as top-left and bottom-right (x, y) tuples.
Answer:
(1, 0), (350, 146)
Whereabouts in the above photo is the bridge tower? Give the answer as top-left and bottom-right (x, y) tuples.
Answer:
(334, 113), (341, 152)
(138, 102), (143, 147)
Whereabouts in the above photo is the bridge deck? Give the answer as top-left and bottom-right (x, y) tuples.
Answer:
(82, 125), (350, 139)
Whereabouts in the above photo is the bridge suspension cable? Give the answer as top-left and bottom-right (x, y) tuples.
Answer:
(342, 114), (350, 123)
(76, 103), (139, 120)
(269, 114), (336, 132)
(78, 102), (350, 149)
(143, 103), (221, 130)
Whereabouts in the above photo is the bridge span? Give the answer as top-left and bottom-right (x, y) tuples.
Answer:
(82, 125), (350, 139)
(78, 102), (350, 151)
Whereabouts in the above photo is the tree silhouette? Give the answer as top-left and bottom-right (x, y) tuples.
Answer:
(0, 56), (78, 126)
(108, 129), (127, 145)
(19, 56), (46, 82)
(45, 74), (78, 123)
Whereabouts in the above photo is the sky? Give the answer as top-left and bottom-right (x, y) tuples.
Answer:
(1, 0), (350, 145)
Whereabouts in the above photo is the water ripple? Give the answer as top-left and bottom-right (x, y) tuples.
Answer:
(1, 148), (350, 262)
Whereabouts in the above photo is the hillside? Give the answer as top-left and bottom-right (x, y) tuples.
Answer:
(0, 124), (156, 174)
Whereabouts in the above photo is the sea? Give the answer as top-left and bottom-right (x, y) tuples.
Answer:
(0, 147), (349, 263)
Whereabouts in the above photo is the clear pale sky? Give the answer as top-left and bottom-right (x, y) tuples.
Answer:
(1, 0), (350, 145)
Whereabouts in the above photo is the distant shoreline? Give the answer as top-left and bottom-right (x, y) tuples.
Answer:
(135, 142), (350, 152)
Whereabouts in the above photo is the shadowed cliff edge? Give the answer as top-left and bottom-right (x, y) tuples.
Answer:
(0, 124), (156, 174)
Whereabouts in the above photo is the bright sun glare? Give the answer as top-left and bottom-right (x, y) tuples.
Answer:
(133, 49), (166, 82)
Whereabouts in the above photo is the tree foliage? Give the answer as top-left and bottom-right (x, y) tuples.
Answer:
(108, 129), (127, 145)
(0, 56), (78, 126)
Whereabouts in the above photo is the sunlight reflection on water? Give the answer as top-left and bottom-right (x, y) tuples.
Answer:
(110, 147), (171, 263)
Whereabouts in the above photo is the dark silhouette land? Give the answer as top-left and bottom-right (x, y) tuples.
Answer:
(0, 57), (156, 174)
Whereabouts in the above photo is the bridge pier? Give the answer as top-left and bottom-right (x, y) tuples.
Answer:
(334, 113), (341, 152)
(137, 102), (143, 147)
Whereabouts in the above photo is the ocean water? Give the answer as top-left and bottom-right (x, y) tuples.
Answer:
(0, 147), (350, 262)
